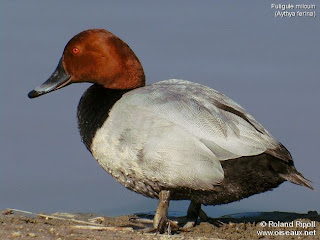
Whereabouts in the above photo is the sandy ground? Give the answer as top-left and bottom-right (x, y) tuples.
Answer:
(0, 209), (319, 240)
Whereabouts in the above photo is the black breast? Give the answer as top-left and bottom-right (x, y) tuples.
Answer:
(77, 84), (129, 151)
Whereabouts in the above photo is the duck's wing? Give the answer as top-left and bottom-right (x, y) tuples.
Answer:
(125, 79), (292, 162)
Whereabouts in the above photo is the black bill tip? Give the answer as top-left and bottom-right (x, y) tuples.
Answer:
(28, 90), (42, 99)
(28, 58), (71, 99)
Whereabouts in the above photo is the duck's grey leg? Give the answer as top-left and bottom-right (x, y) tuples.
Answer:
(183, 200), (200, 228)
(199, 208), (209, 221)
(131, 190), (178, 233)
(129, 190), (178, 233)
(182, 200), (208, 229)
(153, 190), (171, 233)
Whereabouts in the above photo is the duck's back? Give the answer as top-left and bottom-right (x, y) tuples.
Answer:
(77, 79), (306, 203)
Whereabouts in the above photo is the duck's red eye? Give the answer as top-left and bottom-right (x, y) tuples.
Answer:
(72, 47), (80, 54)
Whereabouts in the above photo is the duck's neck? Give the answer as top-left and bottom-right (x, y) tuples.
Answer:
(103, 64), (146, 90)
(77, 84), (131, 151)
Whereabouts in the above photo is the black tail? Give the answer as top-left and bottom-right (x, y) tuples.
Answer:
(280, 171), (314, 190)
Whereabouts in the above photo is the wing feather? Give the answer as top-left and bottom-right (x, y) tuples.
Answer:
(123, 79), (286, 161)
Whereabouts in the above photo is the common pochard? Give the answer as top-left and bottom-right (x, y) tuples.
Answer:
(28, 29), (313, 233)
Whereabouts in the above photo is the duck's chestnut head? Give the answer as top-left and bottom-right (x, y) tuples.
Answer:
(28, 29), (145, 99)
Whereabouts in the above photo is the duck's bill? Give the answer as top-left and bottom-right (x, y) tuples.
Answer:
(28, 58), (71, 99)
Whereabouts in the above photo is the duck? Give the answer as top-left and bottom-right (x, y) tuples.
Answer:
(28, 29), (313, 233)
